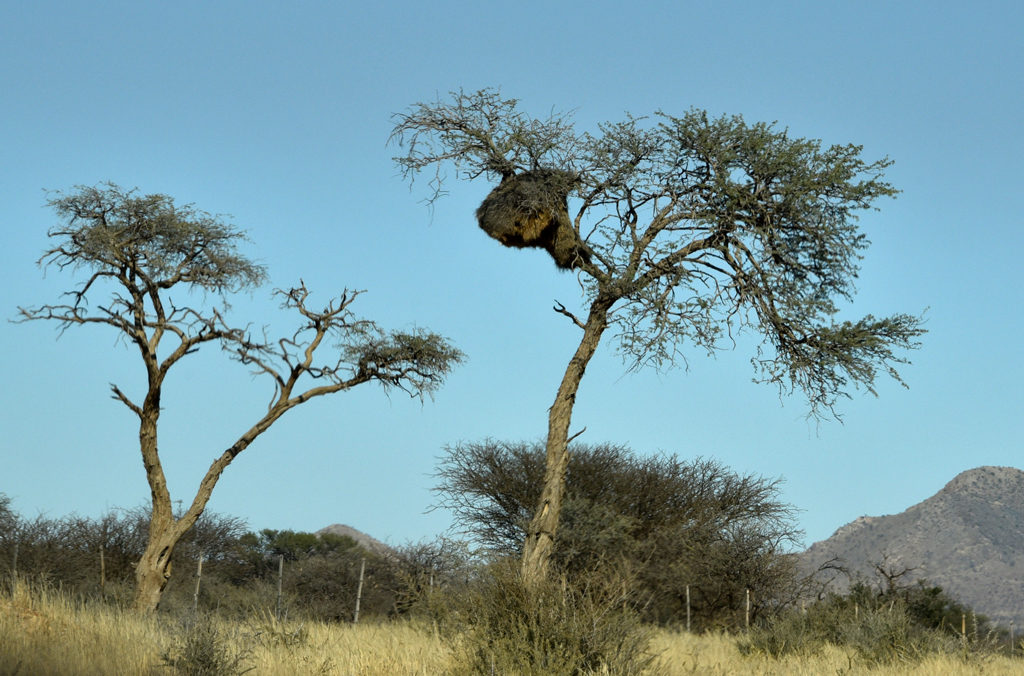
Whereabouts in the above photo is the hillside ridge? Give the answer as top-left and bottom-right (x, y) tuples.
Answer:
(802, 466), (1024, 625)
(316, 523), (393, 556)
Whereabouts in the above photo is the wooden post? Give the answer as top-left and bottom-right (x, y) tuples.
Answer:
(276, 555), (284, 621)
(686, 585), (691, 632)
(745, 589), (750, 630)
(353, 557), (366, 624)
(192, 553), (204, 614)
(1010, 620), (1015, 655)
(99, 544), (106, 596)
(961, 613), (966, 640)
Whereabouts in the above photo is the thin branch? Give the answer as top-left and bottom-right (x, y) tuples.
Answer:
(553, 300), (586, 329)
(566, 427), (587, 444)
(109, 384), (143, 417)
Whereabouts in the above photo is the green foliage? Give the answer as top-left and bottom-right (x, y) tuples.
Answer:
(903, 581), (990, 634)
(0, 498), (247, 599)
(744, 597), (912, 663)
(0, 494), (15, 536)
(0, 500), (406, 622)
(344, 329), (467, 399)
(741, 581), (999, 665)
(390, 537), (477, 621)
(393, 89), (926, 418)
(227, 528), (400, 622)
(242, 529), (358, 563)
(434, 441), (801, 629)
(160, 614), (254, 676)
(445, 559), (658, 676)
(43, 182), (267, 294)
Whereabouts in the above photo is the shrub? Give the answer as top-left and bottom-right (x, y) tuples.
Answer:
(434, 441), (802, 629)
(445, 559), (659, 676)
(741, 592), (968, 665)
(160, 613), (254, 676)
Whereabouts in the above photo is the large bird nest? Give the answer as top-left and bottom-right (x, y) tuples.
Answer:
(476, 169), (590, 270)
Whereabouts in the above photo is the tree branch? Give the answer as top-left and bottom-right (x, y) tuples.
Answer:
(553, 300), (585, 329)
(109, 384), (143, 417)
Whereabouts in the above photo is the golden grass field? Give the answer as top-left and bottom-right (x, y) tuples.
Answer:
(2, 579), (1021, 675)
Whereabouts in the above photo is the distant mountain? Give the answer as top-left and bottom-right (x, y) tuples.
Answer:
(316, 523), (393, 556)
(802, 466), (1024, 626)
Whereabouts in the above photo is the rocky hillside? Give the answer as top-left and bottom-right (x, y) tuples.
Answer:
(802, 466), (1024, 626)
(316, 523), (393, 556)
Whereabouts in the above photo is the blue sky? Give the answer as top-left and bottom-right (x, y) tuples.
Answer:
(2, 2), (1021, 551)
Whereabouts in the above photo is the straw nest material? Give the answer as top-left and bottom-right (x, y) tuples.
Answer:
(476, 169), (591, 270)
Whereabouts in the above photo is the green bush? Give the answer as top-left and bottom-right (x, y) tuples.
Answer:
(445, 559), (658, 676)
(434, 442), (802, 629)
(160, 613), (254, 676)
(741, 592), (967, 665)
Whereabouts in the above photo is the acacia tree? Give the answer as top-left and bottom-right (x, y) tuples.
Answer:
(18, 183), (464, 612)
(392, 89), (925, 586)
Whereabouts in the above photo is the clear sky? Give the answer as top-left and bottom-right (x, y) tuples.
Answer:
(2, 2), (1021, 551)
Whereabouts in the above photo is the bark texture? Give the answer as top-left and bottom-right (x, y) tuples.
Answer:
(520, 297), (612, 585)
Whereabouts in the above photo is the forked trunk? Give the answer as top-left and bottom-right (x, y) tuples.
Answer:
(131, 400), (182, 613)
(131, 487), (219, 612)
(520, 297), (612, 587)
(132, 526), (179, 613)
(129, 373), (274, 612)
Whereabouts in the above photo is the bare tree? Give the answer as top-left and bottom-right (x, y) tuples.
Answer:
(392, 89), (925, 587)
(873, 551), (920, 593)
(17, 183), (464, 611)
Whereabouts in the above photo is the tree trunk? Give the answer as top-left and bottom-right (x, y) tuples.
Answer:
(129, 413), (269, 612)
(132, 525), (179, 613)
(132, 503), (214, 612)
(131, 398), (205, 613)
(128, 376), (286, 612)
(520, 297), (612, 587)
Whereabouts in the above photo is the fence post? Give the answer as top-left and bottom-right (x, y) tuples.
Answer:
(1010, 620), (1015, 656)
(353, 557), (366, 624)
(686, 585), (691, 632)
(99, 544), (106, 596)
(745, 588), (750, 630)
(192, 553), (204, 614)
(276, 555), (284, 621)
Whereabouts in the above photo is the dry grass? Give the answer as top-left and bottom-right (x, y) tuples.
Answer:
(244, 615), (452, 675)
(2, 578), (1021, 675)
(0, 577), (453, 675)
(0, 578), (165, 675)
(650, 629), (1024, 675)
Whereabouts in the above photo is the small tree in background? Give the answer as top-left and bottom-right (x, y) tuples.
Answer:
(393, 89), (926, 586)
(17, 183), (464, 612)
(391, 536), (476, 618)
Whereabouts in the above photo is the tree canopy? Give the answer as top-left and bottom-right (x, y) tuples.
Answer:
(393, 89), (925, 583)
(394, 90), (924, 412)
